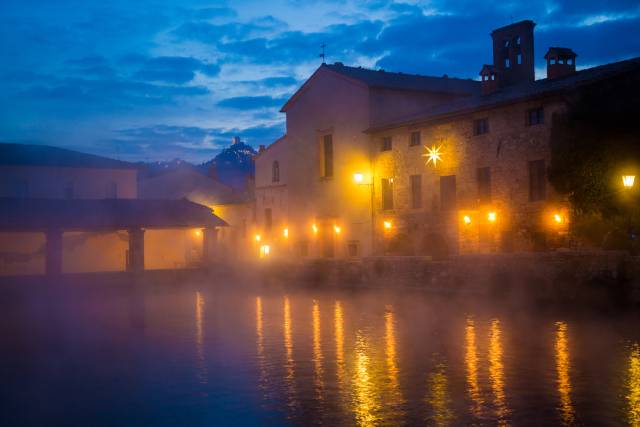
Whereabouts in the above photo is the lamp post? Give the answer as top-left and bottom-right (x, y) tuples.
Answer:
(622, 174), (637, 248)
(354, 172), (375, 256)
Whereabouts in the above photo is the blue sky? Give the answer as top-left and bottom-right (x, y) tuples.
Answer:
(0, 0), (638, 162)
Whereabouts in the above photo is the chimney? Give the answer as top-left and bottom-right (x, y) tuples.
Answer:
(479, 64), (499, 95)
(490, 20), (536, 87)
(209, 163), (218, 180)
(544, 47), (577, 79)
(259, 145), (266, 153)
(232, 136), (241, 145)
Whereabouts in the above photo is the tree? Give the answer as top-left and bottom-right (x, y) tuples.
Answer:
(548, 67), (640, 249)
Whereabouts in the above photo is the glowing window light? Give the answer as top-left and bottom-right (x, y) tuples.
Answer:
(334, 225), (341, 234)
(422, 145), (443, 167)
(259, 245), (270, 258)
(255, 234), (261, 242)
(312, 224), (318, 234)
(283, 228), (289, 238)
(553, 213), (563, 224)
(487, 212), (497, 223)
(623, 175), (635, 188)
(463, 215), (472, 225)
(383, 220), (392, 230)
(353, 173), (364, 183)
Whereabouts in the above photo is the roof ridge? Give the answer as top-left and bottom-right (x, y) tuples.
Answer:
(327, 62), (475, 82)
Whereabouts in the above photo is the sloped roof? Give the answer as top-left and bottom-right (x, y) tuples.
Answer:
(0, 198), (227, 232)
(0, 143), (137, 170)
(325, 63), (480, 94)
(254, 134), (287, 159)
(367, 56), (640, 132)
(138, 167), (249, 205)
(545, 47), (578, 59)
(281, 63), (480, 112)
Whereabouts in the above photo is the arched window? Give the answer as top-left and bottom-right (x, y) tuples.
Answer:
(272, 161), (280, 183)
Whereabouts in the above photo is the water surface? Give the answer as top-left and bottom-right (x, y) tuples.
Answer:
(1, 283), (639, 426)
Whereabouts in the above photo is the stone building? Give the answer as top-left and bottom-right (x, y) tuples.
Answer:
(367, 22), (640, 256)
(0, 143), (226, 275)
(255, 19), (640, 258)
(254, 58), (479, 259)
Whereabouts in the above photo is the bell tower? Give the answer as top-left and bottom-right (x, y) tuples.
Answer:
(491, 20), (535, 87)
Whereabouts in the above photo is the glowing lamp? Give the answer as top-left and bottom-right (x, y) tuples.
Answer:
(255, 234), (261, 242)
(463, 215), (472, 225)
(422, 145), (443, 167)
(311, 224), (318, 234)
(383, 220), (392, 230)
(622, 175), (635, 188)
(334, 225), (341, 234)
(194, 229), (202, 236)
(283, 228), (289, 238)
(353, 173), (364, 184)
(259, 245), (270, 258)
(553, 213), (563, 224)
(487, 212), (497, 223)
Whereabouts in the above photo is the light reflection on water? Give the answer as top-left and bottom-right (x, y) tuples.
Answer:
(3, 286), (640, 426)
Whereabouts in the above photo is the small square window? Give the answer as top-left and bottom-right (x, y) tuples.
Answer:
(473, 118), (489, 136)
(504, 58), (510, 69)
(517, 53), (522, 65)
(381, 136), (392, 151)
(409, 131), (421, 147)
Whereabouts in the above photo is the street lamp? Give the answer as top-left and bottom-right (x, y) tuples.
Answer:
(353, 172), (364, 184)
(622, 175), (635, 188)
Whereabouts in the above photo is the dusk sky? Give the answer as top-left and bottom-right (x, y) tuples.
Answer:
(1, 0), (638, 163)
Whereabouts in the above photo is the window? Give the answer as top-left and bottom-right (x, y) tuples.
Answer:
(409, 131), (421, 147)
(272, 161), (280, 183)
(515, 36), (521, 45)
(528, 160), (546, 201)
(320, 134), (333, 178)
(527, 107), (544, 126)
(440, 175), (457, 211)
(381, 136), (392, 151)
(473, 118), (489, 135)
(477, 167), (491, 204)
(381, 178), (394, 210)
(504, 58), (510, 69)
(410, 174), (422, 209)
(63, 182), (74, 199)
(517, 53), (522, 65)
(504, 39), (510, 48)
(106, 181), (118, 198)
(264, 208), (272, 231)
(347, 241), (359, 257)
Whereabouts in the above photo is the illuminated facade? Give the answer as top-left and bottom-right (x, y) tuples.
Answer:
(255, 19), (640, 258)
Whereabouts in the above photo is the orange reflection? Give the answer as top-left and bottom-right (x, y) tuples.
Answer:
(555, 321), (575, 425)
(628, 343), (640, 426)
(334, 301), (346, 398)
(353, 332), (378, 426)
(283, 296), (297, 413)
(194, 291), (207, 385)
(427, 361), (454, 426)
(312, 300), (324, 402)
(489, 319), (509, 425)
(465, 317), (484, 418)
(256, 296), (267, 390)
(384, 305), (404, 417)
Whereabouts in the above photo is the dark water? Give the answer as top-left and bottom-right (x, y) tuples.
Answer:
(1, 283), (639, 426)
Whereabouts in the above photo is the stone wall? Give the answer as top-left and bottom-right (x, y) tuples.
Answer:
(262, 252), (640, 307)
(370, 98), (570, 255)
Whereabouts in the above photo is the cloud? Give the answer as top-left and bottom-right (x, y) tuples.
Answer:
(132, 56), (220, 83)
(217, 95), (288, 110)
